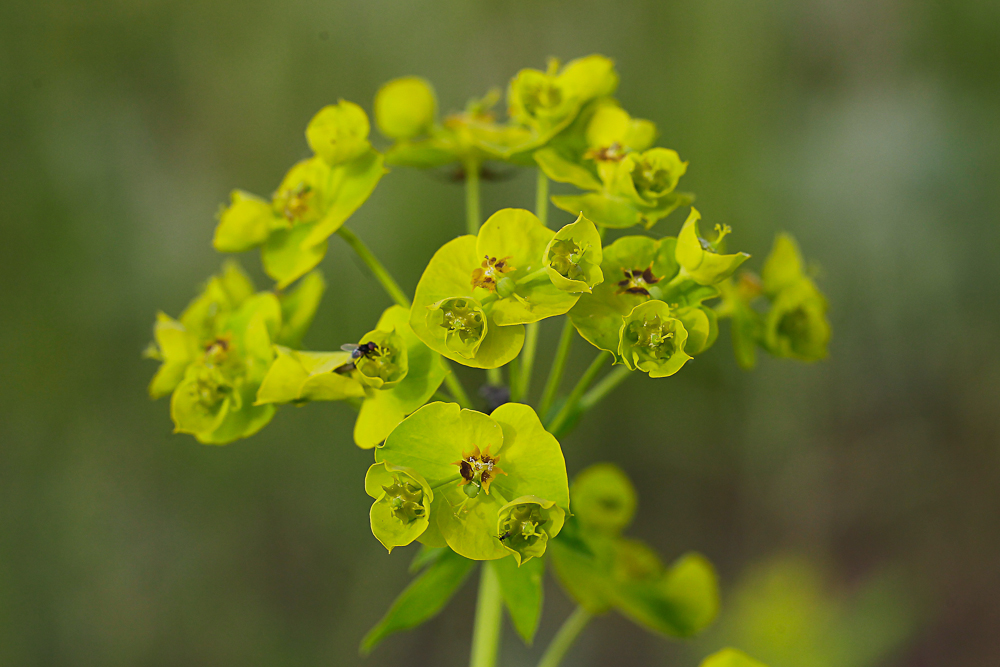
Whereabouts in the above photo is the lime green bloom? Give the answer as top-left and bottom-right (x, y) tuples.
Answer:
(256, 305), (447, 448)
(675, 208), (750, 285)
(380, 86), (523, 168)
(618, 300), (693, 377)
(497, 496), (566, 565)
(543, 213), (604, 293)
(550, 464), (720, 637)
(763, 275), (830, 362)
(411, 209), (592, 368)
(534, 101), (657, 192)
(375, 402), (569, 561)
(145, 262), (322, 444)
(374, 77), (437, 140)
(213, 102), (385, 288)
(506, 55), (619, 153)
(365, 462), (434, 553)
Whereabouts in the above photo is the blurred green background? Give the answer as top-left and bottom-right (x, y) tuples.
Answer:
(2, 0), (999, 665)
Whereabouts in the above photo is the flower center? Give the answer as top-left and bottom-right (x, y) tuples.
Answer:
(499, 503), (548, 548)
(438, 299), (485, 344)
(617, 266), (660, 296)
(453, 445), (506, 497)
(381, 476), (426, 524)
(628, 314), (677, 360)
(584, 142), (625, 163)
(471, 255), (515, 292)
(280, 182), (314, 222)
(548, 239), (588, 282)
(203, 334), (232, 365)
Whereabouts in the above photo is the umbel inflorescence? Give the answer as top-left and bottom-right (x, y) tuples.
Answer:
(145, 55), (829, 667)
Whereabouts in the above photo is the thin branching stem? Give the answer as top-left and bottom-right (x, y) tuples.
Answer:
(547, 351), (611, 436)
(578, 365), (632, 412)
(536, 606), (592, 667)
(538, 318), (575, 420)
(336, 226), (411, 309)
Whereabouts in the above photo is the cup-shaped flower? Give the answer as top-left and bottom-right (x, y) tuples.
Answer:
(763, 278), (830, 362)
(411, 208), (587, 368)
(675, 208), (750, 286)
(618, 301), (692, 378)
(374, 77), (437, 140)
(145, 262), (297, 444)
(497, 496), (566, 565)
(544, 214), (604, 293)
(614, 148), (687, 206)
(570, 463), (637, 536)
(306, 99), (372, 166)
(568, 235), (679, 360)
(534, 101), (657, 193)
(365, 462), (434, 553)
(375, 402), (570, 561)
(213, 103), (385, 288)
(507, 55), (618, 152)
(255, 305), (447, 448)
(351, 327), (408, 390)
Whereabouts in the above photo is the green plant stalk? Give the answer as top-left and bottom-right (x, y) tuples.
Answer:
(469, 562), (503, 667)
(578, 365), (632, 412)
(535, 169), (549, 227)
(538, 318), (576, 419)
(336, 226), (411, 309)
(536, 606), (592, 667)
(338, 225), (472, 408)
(465, 160), (482, 236)
(547, 351), (611, 436)
(513, 322), (539, 402)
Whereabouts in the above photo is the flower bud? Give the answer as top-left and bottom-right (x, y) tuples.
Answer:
(544, 214), (604, 293)
(570, 463), (637, 535)
(375, 77), (437, 140)
(306, 100), (371, 166)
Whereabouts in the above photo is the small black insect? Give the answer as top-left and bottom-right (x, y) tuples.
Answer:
(498, 531), (511, 542)
(335, 341), (380, 373)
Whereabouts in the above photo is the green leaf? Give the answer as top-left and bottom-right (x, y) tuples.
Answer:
(213, 190), (286, 253)
(549, 520), (616, 614)
(262, 224), (329, 290)
(301, 149), (385, 248)
(276, 270), (325, 348)
(360, 548), (474, 655)
(375, 76), (437, 140)
(700, 648), (770, 667)
(585, 104), (657, 153)
(675, 208), (750, 286)
(534, 147), (602, 191)
(385, 139), (458, 168)
(408, 545), (447, 574)
(492, 555), (545, 645)
(255, 346), (366, 404)
(673, 305), (718, 356)
(147, 312), (199, 399)
(489, 403), (570, 510)
(614, 551), (720, 638)
(410, 235), (524, 369)
(544, 214), (604, 293)
(570, 463), (637, 536)
(551, 193), (642, 229)
(306, 100), (371, 166)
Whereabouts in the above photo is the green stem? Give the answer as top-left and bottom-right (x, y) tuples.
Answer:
(535, 170), (549, 227)
(336, 226), (410, 309)
(486, 366), (503, 387)
(536, 606), (592, 667)
(469, 562), (503, 667)
(465, 160), (482, 236)
(546, 351), (610, 436)
(442, 364), (473, 408)
(578, 365), (632, 412)
(538, 318), (575, 420)
(512, 322), (539, 402)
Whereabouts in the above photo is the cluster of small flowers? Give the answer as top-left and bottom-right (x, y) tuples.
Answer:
(145, 55), (829, 652)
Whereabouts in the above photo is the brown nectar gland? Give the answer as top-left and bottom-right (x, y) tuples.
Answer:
(617, 266), (660, 296)
(453, 445), (506, 495)
(280, 182), (313, 222)
(471, 255), (515, 292)
(584, 142), (625, 163)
